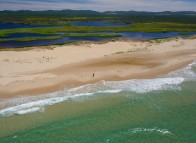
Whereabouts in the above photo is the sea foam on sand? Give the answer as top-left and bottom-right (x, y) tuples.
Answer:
(0, 61), (195, 117)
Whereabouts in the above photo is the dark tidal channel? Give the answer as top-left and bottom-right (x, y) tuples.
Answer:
(0, 22), (196, 48)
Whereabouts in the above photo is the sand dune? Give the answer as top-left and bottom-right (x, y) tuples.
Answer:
(0, 37), (195, 99)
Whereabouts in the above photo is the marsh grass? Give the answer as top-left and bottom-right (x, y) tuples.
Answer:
(0, 22), (196, 38)
(0, 36), (61, 42)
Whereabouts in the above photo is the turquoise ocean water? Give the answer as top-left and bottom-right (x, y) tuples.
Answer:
(0, 61), (195, 143)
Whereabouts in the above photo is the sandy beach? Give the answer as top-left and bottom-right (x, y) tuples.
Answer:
(0, 37), (195, 99)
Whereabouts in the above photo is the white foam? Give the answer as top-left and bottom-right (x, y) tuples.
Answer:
(97, 90), (122, 94)
(106, 127), (173, 142)
(167, 60), (196, 80)
(64, 77), (185, 95)
(0, 77), (186, 117)
(0, 77), (184, 117)
(0, 96), (68, 117)
(0, 92), (96, 117)
(185, 61), (196, 70)
(68, 84), (92, 92)
(105, 77), (185, 93)
(0, 61), (195, 117)
(129, 127), (173, 135)
(15, 107), (43, 115)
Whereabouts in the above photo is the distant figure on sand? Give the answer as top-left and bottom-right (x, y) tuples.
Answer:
(93, 73), (95, 78)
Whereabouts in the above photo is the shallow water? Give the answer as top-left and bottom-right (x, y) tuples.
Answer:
(120, 32), (196, 39)
(0, 36), (111, 48)
(4, 33), (54, 39)
(0, 23), (53, 29)
(0, 62), (195, 142)
(71, 21), (129, 27)
(1, 31), (196, 48)
(0, 37), (75, 48)
(1, 22), (196, 48)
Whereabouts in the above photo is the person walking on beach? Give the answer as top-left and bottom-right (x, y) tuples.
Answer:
(93, 73), (95, 78)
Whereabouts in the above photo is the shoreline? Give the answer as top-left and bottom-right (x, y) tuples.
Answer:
(0, 37), (196, 100)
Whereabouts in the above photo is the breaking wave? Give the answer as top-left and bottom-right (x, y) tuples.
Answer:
(0, 61), (195, 117)
(106, 127), (174, 142)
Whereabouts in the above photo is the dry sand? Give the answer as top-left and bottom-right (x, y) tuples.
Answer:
(0, 37), (195, 99)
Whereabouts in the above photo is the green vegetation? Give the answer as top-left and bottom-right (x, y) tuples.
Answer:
(0, 22), (196, 39)
(0, 33), (121, 42)
(1, 10), (196, 24)
(0, 10), (196, 48)
(61, 33), (121, 37)
(0, 45), (55, 51)
(0, 36), (61, 42)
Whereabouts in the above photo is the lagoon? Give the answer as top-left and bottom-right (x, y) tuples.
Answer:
(0, 22), (196, 48)
(0, 23), (53, 30)
(0, 31), (196, 48)
(71, 21), (130, 27)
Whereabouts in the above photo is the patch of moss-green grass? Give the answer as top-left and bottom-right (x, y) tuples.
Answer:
(0, 22), (195, 38)
(61, 33), (121, 37)
(0, 36), (61, 42)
